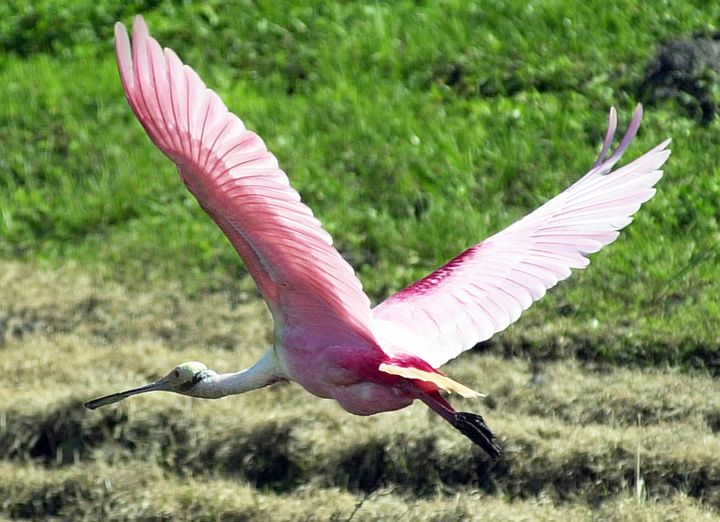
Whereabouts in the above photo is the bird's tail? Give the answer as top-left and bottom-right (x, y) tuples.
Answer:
(379, 362), (484, 398)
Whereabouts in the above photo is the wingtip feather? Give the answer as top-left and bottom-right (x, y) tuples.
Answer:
(132, 15), (149, 39)
(594, 106), (618, 168)
(114, 22), (133, 89)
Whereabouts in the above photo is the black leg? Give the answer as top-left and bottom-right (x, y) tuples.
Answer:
(452, 411), (502, 460)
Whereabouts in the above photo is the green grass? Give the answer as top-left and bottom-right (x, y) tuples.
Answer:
(2, 1), (719, 370)
(1, 0), (719, 370)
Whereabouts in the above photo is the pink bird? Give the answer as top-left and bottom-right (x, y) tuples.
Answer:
(86, 16), (671, 459)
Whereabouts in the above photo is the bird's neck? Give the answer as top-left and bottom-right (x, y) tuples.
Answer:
(190, 348), (283, 399)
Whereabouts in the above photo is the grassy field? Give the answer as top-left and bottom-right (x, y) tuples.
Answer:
(1, 0), (720, 520)
(3, 260), (720, 520)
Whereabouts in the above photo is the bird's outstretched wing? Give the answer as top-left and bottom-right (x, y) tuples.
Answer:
(115, 17), (375, 345)
(373, 105), (670, 368)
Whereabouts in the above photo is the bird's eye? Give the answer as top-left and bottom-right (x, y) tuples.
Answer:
(174, 369), (180, 378)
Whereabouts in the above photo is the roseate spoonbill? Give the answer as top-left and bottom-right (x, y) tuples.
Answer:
(86, 16), (671, 459)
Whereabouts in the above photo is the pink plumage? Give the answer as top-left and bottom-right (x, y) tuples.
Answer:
(91, 16), (671, 460)
(373, 106), (670, 368)
(114, 17), (375, 348)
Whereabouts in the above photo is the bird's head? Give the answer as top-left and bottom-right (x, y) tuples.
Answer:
(84, 361), (217, 410)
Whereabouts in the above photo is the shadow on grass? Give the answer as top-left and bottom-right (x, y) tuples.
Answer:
(4, 399), (720, 514)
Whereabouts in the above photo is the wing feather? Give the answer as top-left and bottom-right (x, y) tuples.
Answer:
(373, 105), (670, 367)
(115, 17), (375, 346)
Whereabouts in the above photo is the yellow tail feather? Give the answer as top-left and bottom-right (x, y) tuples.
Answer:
(378, 363), (485, 399)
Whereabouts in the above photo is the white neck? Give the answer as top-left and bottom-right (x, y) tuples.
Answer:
(189, 348), (283, 399)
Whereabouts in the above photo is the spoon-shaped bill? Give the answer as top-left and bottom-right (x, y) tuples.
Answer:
(84, 380), (166, 410)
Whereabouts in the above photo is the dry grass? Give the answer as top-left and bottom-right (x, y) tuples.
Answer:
(2, 460), (717, 522)
(2, 259), (720, 520)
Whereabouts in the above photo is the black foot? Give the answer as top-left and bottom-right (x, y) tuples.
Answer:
(453, 411), (502, 460)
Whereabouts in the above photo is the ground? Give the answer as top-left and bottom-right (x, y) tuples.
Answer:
(2, 260), (720, 520)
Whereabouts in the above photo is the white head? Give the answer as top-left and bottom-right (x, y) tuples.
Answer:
(85, 361), (217, 409)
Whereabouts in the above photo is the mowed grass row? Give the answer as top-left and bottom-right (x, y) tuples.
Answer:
(0, 0), (719, 367)
(2, 261), (720, 519)
(1, 462), (716, 522)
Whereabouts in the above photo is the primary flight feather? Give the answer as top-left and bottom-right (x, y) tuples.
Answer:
(87, 16), (671, 460)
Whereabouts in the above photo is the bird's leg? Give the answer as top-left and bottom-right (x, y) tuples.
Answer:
(451, 412), (502, 460)
(414, 387), (502, 460)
